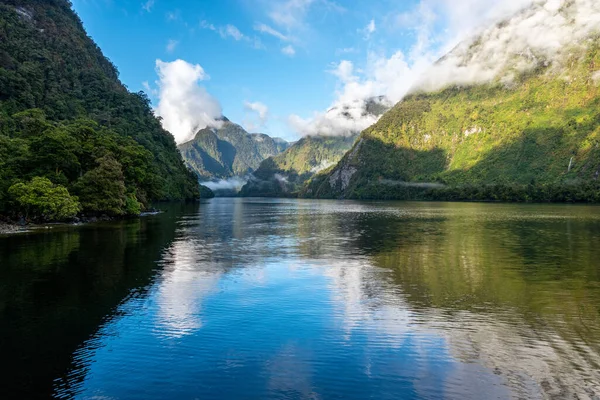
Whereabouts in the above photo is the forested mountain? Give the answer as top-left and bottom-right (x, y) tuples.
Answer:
(0, 0), (205, 221)
(240, 98), (389, 197)
(178, 118), (290, 179)
(239, 134), (358, 197)
(307, 0), (600, 202)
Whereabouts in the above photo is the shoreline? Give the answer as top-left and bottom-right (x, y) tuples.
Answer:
(0, 221), (28, 235)
(0, 210), (164, 236)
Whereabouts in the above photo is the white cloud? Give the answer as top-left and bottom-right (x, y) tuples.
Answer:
(414, 0), (600, 92)
(254, 23), (291, 41)
(361, 19), (376, 40)
(200, 20), (216, 31)
(288, 98), (383, 137)
(267, 0), (344, 31)
(289, 0), (600, 137)
(202, 177), (248, 192)
(154, 59), (223, 144)
(220, 24), (244, 41)
(142, 0), (154, 12)
(243, 101), (270, 130)
(330, 60), (356, 83)
(281, 45), (296, 56)
(166, 39), (178, 53)
(201, 21), (264, 49)
(268, 0), (315, 30)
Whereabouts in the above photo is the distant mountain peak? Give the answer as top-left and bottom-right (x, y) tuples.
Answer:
(178, 117), (290, 180)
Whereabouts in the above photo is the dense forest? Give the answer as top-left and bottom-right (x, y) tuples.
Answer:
(308, 7), (600, 202)
(0, 0), (206, 221)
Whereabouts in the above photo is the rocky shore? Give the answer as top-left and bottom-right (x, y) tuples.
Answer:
(0, 221), (26, 235)
(0, 209), (164, 236)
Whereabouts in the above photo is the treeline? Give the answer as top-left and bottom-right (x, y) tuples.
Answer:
(309, 180), (600, 203)
(0, 110), (200, 220)
(0, 0), (203, 220)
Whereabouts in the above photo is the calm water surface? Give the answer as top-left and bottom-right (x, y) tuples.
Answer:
(2, 199), (600, 399)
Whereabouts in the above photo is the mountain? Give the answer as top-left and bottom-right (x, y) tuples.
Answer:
(178, 118), (290, 179)
(307, 0), (600, 202)
(0, 0), (206, 221)
(240, 97), (390, 197)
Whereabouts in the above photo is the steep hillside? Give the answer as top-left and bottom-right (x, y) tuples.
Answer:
(308, 0), (600, 202)
(0, 0), (204, 220)
(239, 134), (358, 197)
(240, 98), (389, 197)
(178, 118), (290, 179)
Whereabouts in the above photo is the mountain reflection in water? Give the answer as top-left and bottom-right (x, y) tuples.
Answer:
(1, 199), (599, 399)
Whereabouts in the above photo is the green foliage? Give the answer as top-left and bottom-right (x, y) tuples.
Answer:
(199, 184), (215, 199)
(8, 177), (80, 221)
(240, 134), (358, 197)
(178, 120), (290, 179)
(311, 37), (600, 202)
(124, 193), (142, 215)
(0, 0), (200, 218)
(73, 155), (128, 216)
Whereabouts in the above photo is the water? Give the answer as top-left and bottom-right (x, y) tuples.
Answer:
(2, 199), (600, 399)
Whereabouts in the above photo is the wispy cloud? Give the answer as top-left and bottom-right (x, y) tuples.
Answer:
(266, 0), (344, 31)
(281, 45), (296, 56)
(335, 47), (356, 55)
(360, 19), (376, 40)
(166, 10), (179, 21)
(200, 20), (216, 31)
(200, 20), (264, 49)
(142, 80), (158, 96)
(220, 24), (244, 41)
(142, 0), (154, 12)
(254, 23), (291, 41)
(166, 39), (178, 53)
(268, 0), (315, 30)
(243, 101), (270, 130)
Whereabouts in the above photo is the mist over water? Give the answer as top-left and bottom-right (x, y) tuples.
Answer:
(2, 199), (600, 399)
(202, 176), (248, 195)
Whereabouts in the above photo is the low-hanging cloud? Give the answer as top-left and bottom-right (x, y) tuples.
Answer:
(202, 177), (248, 193)
(288, 98), (383, 137)
(154, 59), (223, 144)
(290, 0), (600, 137)
(415, 0), (600, 92)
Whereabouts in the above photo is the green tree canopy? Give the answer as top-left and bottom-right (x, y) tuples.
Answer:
(8, 177), (80, 221)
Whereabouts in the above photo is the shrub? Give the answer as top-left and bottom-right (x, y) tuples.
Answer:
(8, 177), (80, 221)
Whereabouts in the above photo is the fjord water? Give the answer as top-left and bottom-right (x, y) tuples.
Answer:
(1, 200), (600, 399)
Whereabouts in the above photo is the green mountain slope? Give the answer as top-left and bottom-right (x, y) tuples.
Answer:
(178, 119), (290, 179)
(308, 3), (600, 202)
(240, 97), (389, 197)
(239, 134), (359, 197)
(0, 0), (205, 220)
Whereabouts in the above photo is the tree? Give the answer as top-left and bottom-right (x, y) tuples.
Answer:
(73, 155), (129, 216)
(8, 177), (80, 221)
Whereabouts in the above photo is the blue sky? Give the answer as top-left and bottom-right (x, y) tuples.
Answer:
(71, 0), (532, 142)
